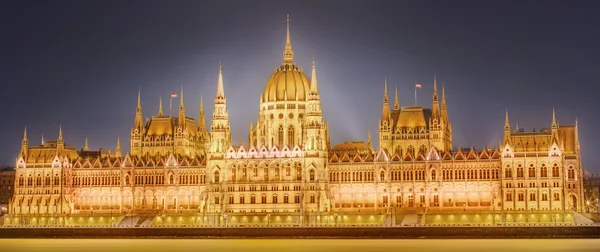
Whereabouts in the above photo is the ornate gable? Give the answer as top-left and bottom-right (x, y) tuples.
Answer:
(479, 148), (490, 159)
(329, 153), (339, 163)
(455, 149), (465, 160)
(491, 148), (501, 159)
(341, 153), (351, 162)
(375, 148), (389, 162)
(364, 152), (374, 162)
(415, 151), (425, 161)
(352, 153), (363, 163)
(466, 148), (478, 160)
(427, 147), (440, 161)
(442, 150), (453, 160)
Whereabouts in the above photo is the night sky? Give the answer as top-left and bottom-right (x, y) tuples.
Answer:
(1, 1), (599, 173)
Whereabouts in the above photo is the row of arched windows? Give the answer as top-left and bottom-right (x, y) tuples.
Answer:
(504, 163), (569, 178)
(506, 191), (560, 202)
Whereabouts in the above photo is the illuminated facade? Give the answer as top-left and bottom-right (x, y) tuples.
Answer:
(8, 17), (585, 225)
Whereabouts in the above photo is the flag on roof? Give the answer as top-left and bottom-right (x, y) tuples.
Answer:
(170, 93), (178, 98)
(415, 83), (422, 88)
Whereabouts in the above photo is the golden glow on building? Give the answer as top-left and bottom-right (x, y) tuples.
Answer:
(5, 16), (586, 227)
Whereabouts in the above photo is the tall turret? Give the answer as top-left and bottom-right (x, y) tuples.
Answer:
(157, 96), (163, 116)
(178, 86), (186, 127)
(20, 126), (28, 159)
(503, 109), (511, 146)
(209, 62), (231, 154)
(130, 88), (143, 155)
(379, 78), (392, 152)
(57, 126), (64, 155)
(115, 137), (122, 158)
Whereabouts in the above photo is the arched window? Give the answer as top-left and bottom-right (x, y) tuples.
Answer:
(214, 171), (220, 183)
(263, 168), (269, 180)
(231, 169), (236, 181)
(288, 126), (294, 147)
(431, 169), (437, 180)
(278, 125), (284, 147)
(239, 195), (245, 204)
(552, 164), (560, 177)
(542, 192), (548, 201)
(529, 192), (536, 201)
(528, 166), (536, 177)
(125, 175), (130, 185)
(45, 174), (50, 185)
(541, 165), (548, 177)
(380, 170), (385, 181)
(517, 165), (524, 178)
(54, 174), (60, 185)
(228, 195), (234, 204)
(286, 166), (291, 176)
(296, 167), (302, 181)
(568, 167), (575, 179)
(18, 175), (24, 186)
(250, 195), (256, 204)
(506, 192), (513, 201)
(169, 174), (174, 184)
(36, 175), (42, 186)
(309, 169), (315, 181)
(505, 166), (512, 178)
(518, 192), (524, 201)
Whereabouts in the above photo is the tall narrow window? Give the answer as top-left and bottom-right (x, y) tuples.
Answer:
(278, 126), (284, 147)
(214, 171), (220, 183)
(288, 126), (294, 147)
(309, 169), (315, 181)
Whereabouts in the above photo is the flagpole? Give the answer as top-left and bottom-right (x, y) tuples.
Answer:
(169, 95), (172, 117)
(414, 81), (417, 106)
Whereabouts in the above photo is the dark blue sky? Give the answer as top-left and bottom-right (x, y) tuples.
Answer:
(1, 0), (599, 172)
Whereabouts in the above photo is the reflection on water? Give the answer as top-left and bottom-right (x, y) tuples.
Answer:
(1, 239), (599, 252)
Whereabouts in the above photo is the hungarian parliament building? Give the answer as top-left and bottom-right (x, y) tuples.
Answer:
(6, 18), (585, 226)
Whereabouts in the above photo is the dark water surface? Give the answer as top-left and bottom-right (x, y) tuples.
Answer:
(1, 239), (599, 252)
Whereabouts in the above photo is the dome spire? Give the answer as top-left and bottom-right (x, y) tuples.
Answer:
(283, 14), (294, 64)
(158, 96), (163, 116)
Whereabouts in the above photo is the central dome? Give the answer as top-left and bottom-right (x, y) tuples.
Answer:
(261, 15), (311, 103)
(263, 63), (310, 102)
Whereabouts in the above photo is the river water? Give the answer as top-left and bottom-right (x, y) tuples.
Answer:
(1, 239), (598, 251)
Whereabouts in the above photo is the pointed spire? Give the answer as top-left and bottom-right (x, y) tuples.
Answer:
(551, 106), (558, 128)
(381, 78), (391, 124)
(178, 86), (186, 127)
(179, 85), (185, 109)
(115, 137), (122, 158)
(57, 125), (64, 154)
(283, 14), (294, 63)
(198, 94), (207, 133)
(216, 62), (225, 98)
(137, 87), (141, 109)
(432, 73), (440, 118)
(394, 86), (400, 110)
(134, 88), (143, 131)
(504, 109), (510, 129)
(20, 126), (28, 158)
(310, 56), (319, 94)
(158, 96), (163, 116)
(58, 125), (63, 141)
(23, 126), (28, 142)
(441, 83), (448, 122)
(83, 137), (89, 151)
(41, 134), (44, 145)
(367, 128), (373, 149)
(384, 77), (389, 103)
